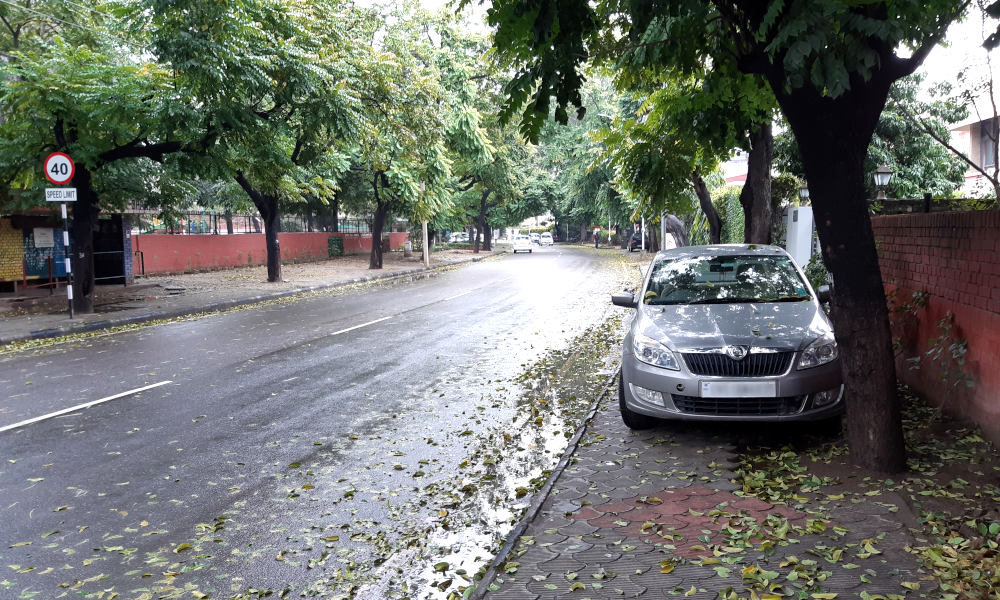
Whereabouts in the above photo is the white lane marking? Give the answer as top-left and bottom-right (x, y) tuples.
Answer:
(442, 290), (475, 302)
(330, 316), (393, 336)
(0, 380), (173, 433)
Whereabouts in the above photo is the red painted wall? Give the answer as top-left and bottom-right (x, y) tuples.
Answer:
(872, 211), (1000, 444)
(132, 232), (409, 275)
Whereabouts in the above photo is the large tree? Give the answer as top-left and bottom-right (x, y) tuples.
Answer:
(487, 0), (970, 472)
(343, 6), (454, 269)
(601, 22), (778, 244)
(0, 30), (209, 313)
(139, 0), (363, 282)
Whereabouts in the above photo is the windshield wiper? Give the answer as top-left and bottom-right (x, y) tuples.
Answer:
(687, 297), (762, 304)
(766, 295), (811, 302)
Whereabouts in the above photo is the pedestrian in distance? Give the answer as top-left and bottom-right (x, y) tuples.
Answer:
(594, 227), (600, 249)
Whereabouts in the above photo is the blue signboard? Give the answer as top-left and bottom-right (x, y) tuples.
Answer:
(23, 228), (69, 278)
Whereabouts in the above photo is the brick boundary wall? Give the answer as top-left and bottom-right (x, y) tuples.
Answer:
(872, 210), (1000, 445)
(132, 231), (409, 275)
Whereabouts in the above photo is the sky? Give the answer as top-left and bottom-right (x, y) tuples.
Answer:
(919, 6), (996, 88)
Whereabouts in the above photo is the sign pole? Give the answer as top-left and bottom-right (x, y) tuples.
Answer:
(44, 152), (76, 318)
(62, 203), (73, 319)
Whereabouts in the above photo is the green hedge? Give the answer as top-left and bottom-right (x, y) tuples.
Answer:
(328, 236), (344, 257)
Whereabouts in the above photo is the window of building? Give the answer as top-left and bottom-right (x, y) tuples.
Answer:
(980, 118), (998, 169)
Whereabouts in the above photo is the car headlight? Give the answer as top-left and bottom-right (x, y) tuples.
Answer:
(798, 333), (839, 369)
(632, 333), (679, 370)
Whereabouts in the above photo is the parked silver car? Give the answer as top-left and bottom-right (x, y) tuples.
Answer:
(612, 244), (842, 429)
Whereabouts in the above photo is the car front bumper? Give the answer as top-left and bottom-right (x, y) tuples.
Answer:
(620, 345), (844, 422)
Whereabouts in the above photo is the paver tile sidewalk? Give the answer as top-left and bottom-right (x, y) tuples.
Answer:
(480, 396), (929, 599)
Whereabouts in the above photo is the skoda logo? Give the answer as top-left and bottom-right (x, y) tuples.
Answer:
(726, 345), (750, 360)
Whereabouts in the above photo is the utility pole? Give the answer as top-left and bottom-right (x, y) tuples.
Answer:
(422, 220), (429, 268)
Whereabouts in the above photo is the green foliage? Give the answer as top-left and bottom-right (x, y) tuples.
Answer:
(775, 77), (968, 200)
(0, 34), (201, 210)
(713, 185), (744, 244)
(804, 252), (830, 293)
(327, 236), (344, 257)
(533, 78), (630, 237)
(923, 312), (975, 389)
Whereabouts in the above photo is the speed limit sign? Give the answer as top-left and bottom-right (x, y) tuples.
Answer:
(44, 152), (75, 185)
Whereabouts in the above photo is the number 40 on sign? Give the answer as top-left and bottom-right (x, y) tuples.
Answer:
(44, 152), (75, 185)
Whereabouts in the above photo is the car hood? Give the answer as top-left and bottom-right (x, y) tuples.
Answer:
(636, 302), (831, 351)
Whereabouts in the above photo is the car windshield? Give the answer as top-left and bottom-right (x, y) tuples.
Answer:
(643, 254), (811, 305)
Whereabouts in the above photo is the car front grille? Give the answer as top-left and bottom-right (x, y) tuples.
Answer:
(671, 394), (804, 416)
(682, 351), (793, 377)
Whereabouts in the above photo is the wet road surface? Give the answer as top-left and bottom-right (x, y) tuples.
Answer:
(0, 245), (636, 599)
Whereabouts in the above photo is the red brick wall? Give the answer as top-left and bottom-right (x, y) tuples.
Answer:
(872, 211), (1000, 444)
(132, 232), (408, 275)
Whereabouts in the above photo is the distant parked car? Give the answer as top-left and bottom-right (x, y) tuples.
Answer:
(629, 231), (646, 251)
(611, 244), (841, 430)
(529, 233), (540, 244)
(512, 235), (533, 253)
(539, 232), (553, 246)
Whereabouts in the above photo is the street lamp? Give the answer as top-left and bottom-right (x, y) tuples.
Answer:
(798, 181), (809, 204)
(874, 164), (893, 200)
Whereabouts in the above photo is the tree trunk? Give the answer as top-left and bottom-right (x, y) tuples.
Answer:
(579, 223), (587, 242)
(475, 189), (492, 253)
(770, 72), (905, 472)
(261, 196), (281, 281)
(483, 224), (493, 251)
(369, 176), (388, 269)
(691, 171), (722, 243)
(235, 173), (282, 282)
(740, 122), (773, 244)
(224, 210), (234, 235)
(69, 165), (98, 314)
(664, 214), (689, 247)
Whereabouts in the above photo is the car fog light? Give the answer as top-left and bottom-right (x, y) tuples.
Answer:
(630, 383), (665, 406)
(812, 386), (842, 408)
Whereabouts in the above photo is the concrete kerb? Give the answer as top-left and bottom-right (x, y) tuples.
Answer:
(0, 254), (498, 347)
(470, 366), (620, 599)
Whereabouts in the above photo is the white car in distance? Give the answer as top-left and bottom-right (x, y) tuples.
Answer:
(539, 232), (553, 246)
(512, 235), (533, 253)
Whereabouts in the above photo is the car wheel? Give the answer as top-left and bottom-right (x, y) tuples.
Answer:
(528, 249), (532, 253)
(619, 373), (655, 430)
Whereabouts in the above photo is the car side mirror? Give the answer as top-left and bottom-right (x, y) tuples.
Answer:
(816, 285), (832, 303)
(611, 291), (638, 308)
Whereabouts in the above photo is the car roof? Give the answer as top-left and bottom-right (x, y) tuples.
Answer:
(653, 244), (792, 261)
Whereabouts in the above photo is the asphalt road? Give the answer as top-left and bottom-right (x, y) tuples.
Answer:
(0, 245), (631, 600)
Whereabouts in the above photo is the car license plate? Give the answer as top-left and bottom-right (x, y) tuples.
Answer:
(701, 380), (776, 398)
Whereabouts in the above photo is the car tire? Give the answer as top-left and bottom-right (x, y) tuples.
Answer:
(619, 373), (655, 430)
(529, 249), (532, 253)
